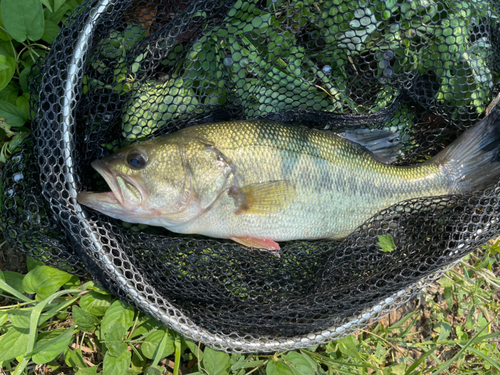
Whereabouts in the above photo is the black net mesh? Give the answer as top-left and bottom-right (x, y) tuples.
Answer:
(1, 0), (499, 351)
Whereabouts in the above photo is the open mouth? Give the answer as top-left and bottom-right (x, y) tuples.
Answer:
(91, 159), (125, 206)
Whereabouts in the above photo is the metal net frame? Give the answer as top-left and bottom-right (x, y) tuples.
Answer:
(1, 0), (499, 352)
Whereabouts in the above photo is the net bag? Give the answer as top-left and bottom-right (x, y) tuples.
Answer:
(1, 0), (499, 352)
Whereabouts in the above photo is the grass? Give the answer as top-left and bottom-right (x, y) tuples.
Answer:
(0, 239), (499, 374)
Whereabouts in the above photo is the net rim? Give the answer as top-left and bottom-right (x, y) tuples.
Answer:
(47, 0), (469, 352)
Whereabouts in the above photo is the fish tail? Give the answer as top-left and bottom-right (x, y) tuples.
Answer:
(435, 106), (500, 193)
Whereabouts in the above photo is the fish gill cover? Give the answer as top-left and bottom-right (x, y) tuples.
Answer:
(1, 0), (499, 352)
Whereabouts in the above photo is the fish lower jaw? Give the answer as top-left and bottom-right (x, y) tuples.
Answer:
(77, 191), (120, 208)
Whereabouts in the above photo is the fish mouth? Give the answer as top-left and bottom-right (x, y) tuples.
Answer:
(91, 159), (126, 206)
(77, 190), (121, 208)
(77, 159), (145, 211)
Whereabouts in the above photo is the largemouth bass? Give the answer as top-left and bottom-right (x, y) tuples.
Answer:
(78, 109), (500, 252)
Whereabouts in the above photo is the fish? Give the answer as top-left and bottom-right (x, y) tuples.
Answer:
(77, 108), (500, 252)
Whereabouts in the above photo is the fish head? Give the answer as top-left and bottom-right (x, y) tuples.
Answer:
(77, 135), (233, 227)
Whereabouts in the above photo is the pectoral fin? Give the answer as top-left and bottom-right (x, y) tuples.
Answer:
(229, 236), (281, 254)
(229, 180), (295, 215)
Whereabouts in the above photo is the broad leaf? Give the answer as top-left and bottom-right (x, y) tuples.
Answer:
(0, 7), (12, 41)
(141, 329), (175, 360)
(183, 337), (204, 361)
(9, 309), (32, 328)
(1, 0), (45, 42)
(100, 300), (135, 338)
(2, 271), (25, 293)
(128, 315), (162, 339)
(337, 335), (362, 360)
(0, 54), (15, 92)
(22, 265), (73, 301)
(284, 352), (315, 375)
(42, 19), (61, 44)
(203, 347), (231, 375)
(76, 367), (98, 375)
(65, 347), (88, 369)
(266, 360), (296, 375)
(103, 347), (131, 375)
(0, 311), (8, 326)
(377, 234), (396, 252)
(0, 83), (20, 105)
(0, 326), (29, 362)
(0, 99), (28, 128)
(26, 256), (44, 271)
(104, 322), (128, 357)
(32, 325), (75, 364)
(79, 290), (113, 317)
(72, 305), (100, 332)
(19, 67), (31, 93)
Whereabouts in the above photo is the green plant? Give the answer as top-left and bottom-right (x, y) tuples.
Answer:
(1, 240), (499, 374)
(0, 0), (83, 162)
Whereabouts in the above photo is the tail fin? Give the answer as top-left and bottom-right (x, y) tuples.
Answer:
(435, 107), (500, 193)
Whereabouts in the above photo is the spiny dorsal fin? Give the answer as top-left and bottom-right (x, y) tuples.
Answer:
(229, 180), (296, 215)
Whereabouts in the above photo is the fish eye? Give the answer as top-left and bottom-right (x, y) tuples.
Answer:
(127, 152), (147, 169)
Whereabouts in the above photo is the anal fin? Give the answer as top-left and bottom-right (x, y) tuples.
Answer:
(230, 236), (281, 255)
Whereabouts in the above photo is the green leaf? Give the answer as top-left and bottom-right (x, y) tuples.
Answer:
(0, 327), (29, 362)
(1, 0), (45, 42)
(32, 325), (75, 364)
(27, 257), (44, 271)
(64, 347), (88, 369)
(0, 40), (15, 57)
(337, 335), (362, 360)
(2, 271), (25, 293)
(383, 364), (406, 375)
(42, 19), (61, 44)
(437, 322), (451, 342)
(100, 300), (135, 339)
(141, 329), (175, 360)
(129, 315), (162, 339)
(430, 324), (489, 375)
(0, 83), (21, 105)
(72, 305), (100, 332)
(63, 274), (81, 289)
(12, 287), (83, 375)
(85, 281), (111, 295)
(0, 99), (29, 127)
(9, 309), (33, 328)
(103, 347), (131, 375)
(105, 322), (128, 357)
(22, 265), (73, 301)
(16, 93), (30, 119)
(0, 7), (12, 41)
(19, 67), (31, 93)
(53, 0), (69, 13)
(0, 54), (15, 91)
(266, 360), (296, 375)
(231, 359), (265, 371)
(203, 347), (231, 375)
(40, 0), (53, 12)
(76, 367), (99, 375)
(284, 352), (315, 375)
(183, 338), (204, 361)
(79, 290), (113, 317)
(42, 0), (70, 13)
(377, 234), (396, 252)
(0, 311), (8, 326)
(299, 351), (326, 375)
